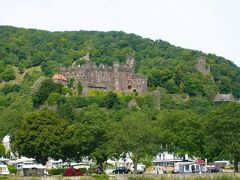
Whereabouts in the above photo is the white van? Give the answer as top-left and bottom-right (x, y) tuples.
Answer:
(130, 164), (145, 173)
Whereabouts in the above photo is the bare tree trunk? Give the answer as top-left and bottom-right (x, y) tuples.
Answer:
(234, 155), (239, 173)
(99, 161), (103, 170)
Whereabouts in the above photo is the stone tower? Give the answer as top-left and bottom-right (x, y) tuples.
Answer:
(196, 57), (210, 75)
(125, 53), (135, 73)
(113, 61), (120, 91)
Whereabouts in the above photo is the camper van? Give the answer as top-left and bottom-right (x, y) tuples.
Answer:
(0, 162), (9, 175)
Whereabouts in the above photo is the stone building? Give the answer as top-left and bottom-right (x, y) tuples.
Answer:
(196, 57), (210, 75)
(57, 54), (148, 96)
(213, 93), (236, 102)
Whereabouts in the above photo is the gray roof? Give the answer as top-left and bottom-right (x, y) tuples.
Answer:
(213, 93), (236, 102)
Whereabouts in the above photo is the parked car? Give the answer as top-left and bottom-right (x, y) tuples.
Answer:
(207, 166), (223, 173)
(112, 167), (130, 174)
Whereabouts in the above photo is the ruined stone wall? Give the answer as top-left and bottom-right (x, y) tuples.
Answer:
(196, 57), (210, 75)
(60, 56), (147, 95)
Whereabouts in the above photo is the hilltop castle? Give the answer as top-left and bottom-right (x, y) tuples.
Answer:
(53, 53), (148, 96)
(196, 56), (210, 75)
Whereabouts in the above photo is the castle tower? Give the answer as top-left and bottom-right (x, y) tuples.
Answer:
(196, 56), (210, 75)
(113, 61), (120, 91)
(125, 53), (135, 72)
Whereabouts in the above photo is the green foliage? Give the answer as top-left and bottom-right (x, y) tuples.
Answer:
(31, 77), (62, 107)
(57, 96), (74, 120)
(12, 110), (69, 164)
(1, 65), (16, 81)
(204, 103), (240, 171)
(0, 26), (240, 170)
(77, 80), (83, 95)
(0, 144), (6, 157)
(158, 110), (204, 158)
(68, 77), (74, 88)
(110, 111), (160, 172)
(103, 91), (120, 109)
(74, 105), (110, 165)
(0, 26), (239, 98)
(46, 92), (61, 105)
(1, 84), (21, 94)
(47, 168), (65, 175)
(7, 165), (17, 174)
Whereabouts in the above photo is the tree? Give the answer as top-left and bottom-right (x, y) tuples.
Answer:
(204, 103), (240, 172)
(103, 91), (120, 109)
(57, 96), (74, 121)
(1, 84), (21, 94)
(0, 144), (6, 157)
(1, 66), (16, 82)
(68, 78), (74, 88)
(158, 110), (204, 159)
(110, 111), (160, 173)
(31, 77), (62, 107)
(12, 110), (69, 164)
(74, 105), (110, 168)
(77, 80), (83, 95)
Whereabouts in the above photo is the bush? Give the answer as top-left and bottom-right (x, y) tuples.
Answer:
(7, 165), (17, 174)
(79, 168), (87, 174)
(1, 84), (21, 94)
(1, 66), (16, 82)
(88, 165), (98, 174)
(47, 168), (65, 175)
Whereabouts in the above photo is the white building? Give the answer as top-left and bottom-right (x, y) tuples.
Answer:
(2, 135), (11, 152)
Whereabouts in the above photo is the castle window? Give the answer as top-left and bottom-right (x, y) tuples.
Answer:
(133, 89), (137, 92)
(127, 85), (132, 90)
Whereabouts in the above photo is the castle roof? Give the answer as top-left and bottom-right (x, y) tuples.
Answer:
(213, 93), (236, 102)
(52, 73), (67, 82)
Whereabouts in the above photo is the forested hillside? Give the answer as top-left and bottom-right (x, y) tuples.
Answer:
(0, 26), (240, 98)
(1, 26), (240, 170)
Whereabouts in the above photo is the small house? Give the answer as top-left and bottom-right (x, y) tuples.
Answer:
(174, 160), (207, 173)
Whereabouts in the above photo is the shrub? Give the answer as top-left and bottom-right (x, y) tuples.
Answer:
(47, 168), (65, 175)
(79, 168), (87, 174)
(1, 84), (21, 94)
(7, 165), (17, 174)
(1, 66), (16, 82)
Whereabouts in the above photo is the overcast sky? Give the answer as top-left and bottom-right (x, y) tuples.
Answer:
(1, 0), (240, 66)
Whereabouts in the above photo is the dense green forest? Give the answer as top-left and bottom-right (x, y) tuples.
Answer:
(0, 26), (240, 97)
(1, 26), (240, 171)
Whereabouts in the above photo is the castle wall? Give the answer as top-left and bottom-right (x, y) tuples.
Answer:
(60, 56), (147, 95)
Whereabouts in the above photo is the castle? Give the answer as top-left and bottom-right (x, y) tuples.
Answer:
(53, 54), (148, 96)
(196, 56), (210, 75)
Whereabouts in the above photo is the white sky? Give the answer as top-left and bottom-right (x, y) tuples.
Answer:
(1, 0), (240, 66)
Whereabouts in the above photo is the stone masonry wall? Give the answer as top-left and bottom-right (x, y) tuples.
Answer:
(59, 55), (147, 95)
